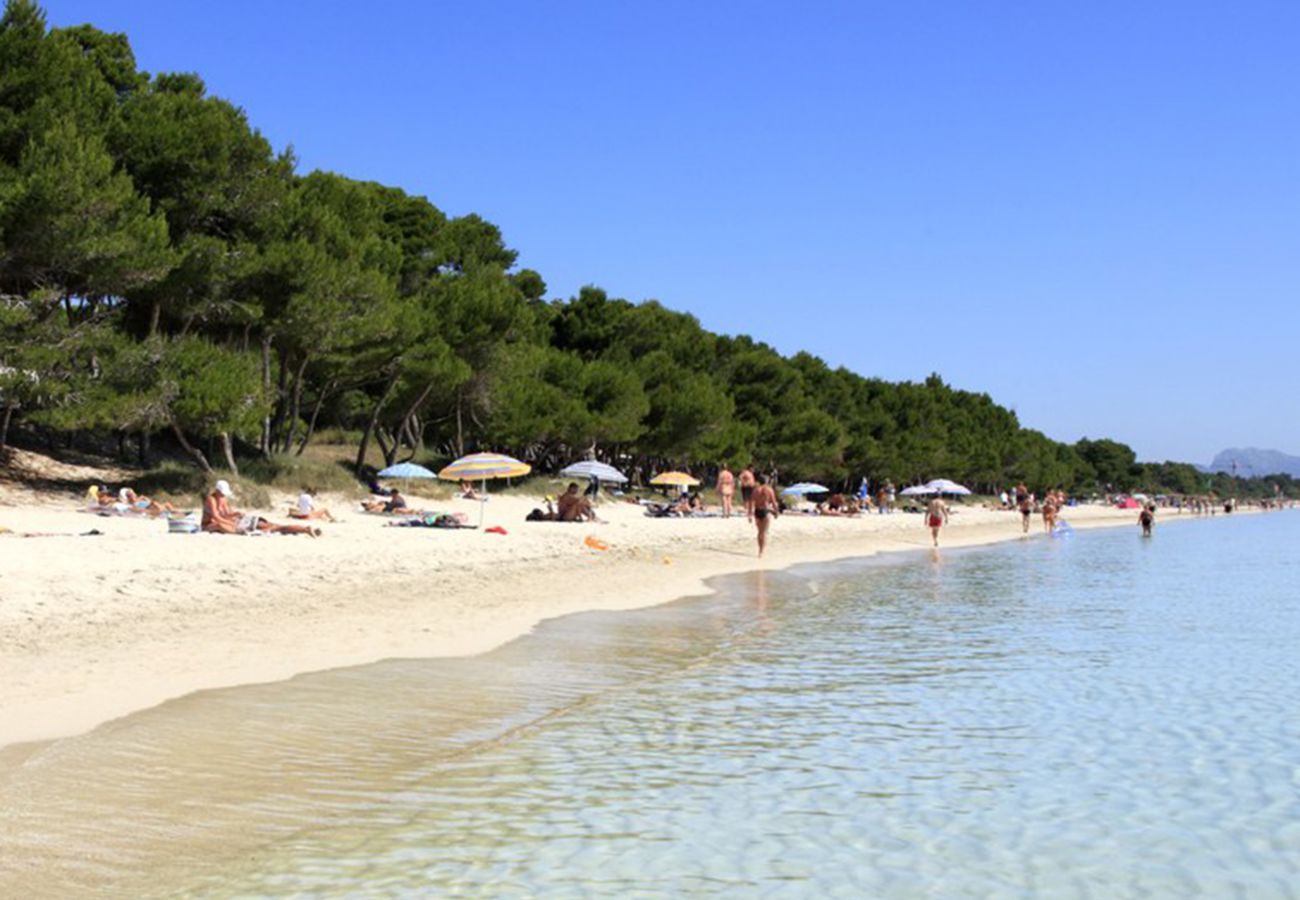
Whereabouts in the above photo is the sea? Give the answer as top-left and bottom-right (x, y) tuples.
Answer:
(2, 511), (1299, 898)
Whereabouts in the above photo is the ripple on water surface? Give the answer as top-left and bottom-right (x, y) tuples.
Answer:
(3, 513), (1300, 897)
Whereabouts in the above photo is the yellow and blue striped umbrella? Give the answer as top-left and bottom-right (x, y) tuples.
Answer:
(438, 452), (531, 481)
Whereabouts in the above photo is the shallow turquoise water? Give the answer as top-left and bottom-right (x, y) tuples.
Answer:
(4, 513), (1300, 897)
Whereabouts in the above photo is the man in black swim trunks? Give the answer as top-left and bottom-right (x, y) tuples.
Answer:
(1139, 503), (1155, 537)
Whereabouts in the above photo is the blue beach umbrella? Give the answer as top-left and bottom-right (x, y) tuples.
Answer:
(377, 462), (436, 479)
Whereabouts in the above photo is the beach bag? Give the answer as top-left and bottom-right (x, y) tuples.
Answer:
(168, 514), (200, 534)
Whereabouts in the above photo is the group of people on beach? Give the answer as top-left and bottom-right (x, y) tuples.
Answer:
(85, 484), (178, 518)
(712, 465), (780, 556)
(201, 480), (321, 537)
(89, 463), (1269, 554)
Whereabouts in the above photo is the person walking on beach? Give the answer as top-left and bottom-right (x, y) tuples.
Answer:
(716, 465), (736, 518)
(1013, 489), (1034, 530)
(1041, 494), (1058, 534)
(752, 474), (778, 557)
(740, 465), (757, 522)
(926, 494), (950, 547)
(1139, 503), (1155, 537)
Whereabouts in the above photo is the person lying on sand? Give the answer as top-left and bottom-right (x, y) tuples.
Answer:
(362, 489), (414, 515)
(202, 480), (319, 536)
(119, 488), (178, 517)
(557, 483), (603, 522)
(525, 497), (559, 521)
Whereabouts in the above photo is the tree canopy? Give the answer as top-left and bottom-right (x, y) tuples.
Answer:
(0, 0), (1287, 500)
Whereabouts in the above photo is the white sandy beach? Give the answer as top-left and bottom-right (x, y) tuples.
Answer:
(0, 463), (1175, 750)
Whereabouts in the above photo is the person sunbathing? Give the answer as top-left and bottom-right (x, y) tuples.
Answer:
(526, 497), (559, 521)
(291, 488), (336, 522)
(557, 483), (603, 522)
(86, 484), (114, 510)
(362, 489), (414, 514)
(460, 484), (481, 500)
(202, 480), (319, 536)
(119, 488), (178, 518)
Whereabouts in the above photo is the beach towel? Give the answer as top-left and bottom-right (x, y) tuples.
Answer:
(388, 513), (474, 529)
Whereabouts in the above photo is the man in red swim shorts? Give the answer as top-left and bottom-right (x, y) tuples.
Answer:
(926, 494), (950, 547)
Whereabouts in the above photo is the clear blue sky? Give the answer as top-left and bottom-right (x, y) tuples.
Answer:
(47, 1), (1300, 463)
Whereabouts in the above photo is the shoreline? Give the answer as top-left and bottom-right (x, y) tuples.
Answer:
(0, 492), (1215, 750)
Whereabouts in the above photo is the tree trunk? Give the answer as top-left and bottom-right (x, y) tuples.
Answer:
(282, 356), (310, 453)
(148, 299), (161, 337)
(455, 390), (465, 458)
(390, 380), (436, 461)
(258, 336), (273, 458)
(374, 427), (397, 467)
(354, 371), (400, 475)
(295, 380), (334, 456)
(0, 399), (14, 450)
(138, 431), (151, 467)
(268, 348), (291, 453)
(220, 431), (239, 475)
(171, 421), (213, 473)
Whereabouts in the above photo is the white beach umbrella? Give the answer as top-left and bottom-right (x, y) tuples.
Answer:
(781, 482), (830, 496)
(900, 484), (933, 496)
(559, 460), (629, 483)
(924, 478), (972, 496)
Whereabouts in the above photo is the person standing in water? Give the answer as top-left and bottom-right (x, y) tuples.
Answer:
(1139, 503), (1155, 537)
(926, 494), (950, 547)
(1041, 494), (1058, 534)
(716, 465), (736, 518)
(752, 474), (779, 557)
(1017, 492), (1032, 534)
(739, 465), (757, 522)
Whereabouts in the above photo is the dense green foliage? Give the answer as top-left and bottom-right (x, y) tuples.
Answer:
(0, 1), (1291, 499)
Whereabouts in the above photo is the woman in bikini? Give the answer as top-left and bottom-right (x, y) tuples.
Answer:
(751, 474), (779, 557)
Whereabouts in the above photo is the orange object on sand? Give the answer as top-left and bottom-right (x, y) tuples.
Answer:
(584, 535), (609, 551)
(485, 526), (507, 535)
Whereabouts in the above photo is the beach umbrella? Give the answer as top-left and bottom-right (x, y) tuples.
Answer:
(439, 452), (532, 526)
(650, 471), (700, 487)
(924, 478), (972, 496)
(781, 482), (830, 496)
(377, 462), (436, 479)
(560, 460), (629, 483)
(900, 484), (933, 496)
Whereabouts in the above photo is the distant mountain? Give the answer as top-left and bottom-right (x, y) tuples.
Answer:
(1204, 448), (1300, 478)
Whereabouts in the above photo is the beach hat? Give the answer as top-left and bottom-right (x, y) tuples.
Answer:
(215, 479), (234, 497)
